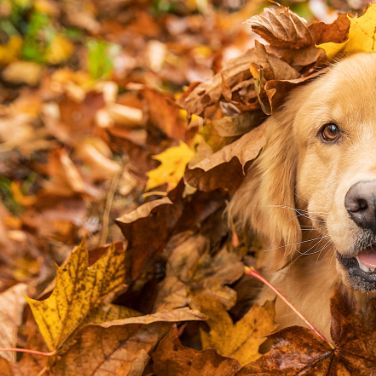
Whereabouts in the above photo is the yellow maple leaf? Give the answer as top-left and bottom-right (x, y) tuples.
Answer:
(194, 294), (276, 365)
(0, 35), (22, 65)
(27, 242), (127, 351)
(45, 34), (74, 65)
(146, 141), (195, 191)
(319, 4), (376, 58)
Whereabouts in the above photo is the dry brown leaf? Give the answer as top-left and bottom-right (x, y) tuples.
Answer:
(43, 149), (101, 198)
(0, 284), (27, 362)
(247, 6), (313, 49)
(180, 50), (255, 116)
(309, 14), (350, 44)
(116, 192), (183, 280)
(240, 289), (376, 374)
(185, 123), (266, 192)
(0, 358), (13, 375)
(2, 61), (43, 86)
(51, 323), (169, 376)
(95, 307), (205, 328)
(143, 88), (187, 140)
(153, 327), (241, 376)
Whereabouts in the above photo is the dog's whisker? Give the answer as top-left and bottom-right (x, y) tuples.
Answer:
(267, 205), (329, 215)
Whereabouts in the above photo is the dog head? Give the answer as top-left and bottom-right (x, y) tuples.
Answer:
(229, 53), (376, 292)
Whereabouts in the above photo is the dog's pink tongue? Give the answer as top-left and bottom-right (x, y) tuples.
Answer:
(358, 249), (376, 268)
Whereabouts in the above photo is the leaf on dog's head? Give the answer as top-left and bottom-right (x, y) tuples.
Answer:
(246, 6), (313, 49)
(319, 4), (376, 58)
(152, 326), (241, 376)
(27, 242), (127, 351)
(309, 14), (350, 45)
(185, 123), (266, 192)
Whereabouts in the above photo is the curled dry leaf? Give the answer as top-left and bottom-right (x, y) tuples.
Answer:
(116, 190), (183, 281)
(309, 14), (350, 44)
(185, 122), (266, 192)
(247, 6), (314, 49)
(27, 242), (127, 351)
(95, 307), (205, 328)
(0, 283), (28, 362)
(153, 327), (241, 376)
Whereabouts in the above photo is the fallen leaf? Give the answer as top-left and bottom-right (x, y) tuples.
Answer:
(153, 327), (241, 376)
(2, 61), (43, 86)
(95, 307), (205, 328)
(0, 358), (13, 375)
(116, 187), (184, 280)
(194, 295), (275, 365)
(144, 88), (187, 140)
(309, 14), (350, 44)
(241, 288), (376, 374)
(51, 323), (169, 376)
(319, 3), (376, 58)
(146, 142), (195, 191)
(45, 34), (74, 65)
(237, 326), (332, 375)
(246, 6), (313, 49)
(185, 123), (266, 192)
(0, 35), (22, 65)
(27, 242), (127, 351)
(0, 284), (27, 362)
(42, 148), (101, 198)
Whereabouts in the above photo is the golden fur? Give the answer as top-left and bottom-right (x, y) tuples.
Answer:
(229, 53), (376, 339)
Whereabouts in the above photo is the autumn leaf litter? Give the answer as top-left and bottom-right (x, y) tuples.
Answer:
(0, 1), (376, 375)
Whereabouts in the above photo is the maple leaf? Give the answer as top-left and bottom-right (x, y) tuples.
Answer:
(0, 284), (27, 362)
(27, 242), (127, 351)
(146, 142), (195, 191)
(319, 3), (376, 58)
(193, 294), (275, 366)
(241, 288), (376, 374)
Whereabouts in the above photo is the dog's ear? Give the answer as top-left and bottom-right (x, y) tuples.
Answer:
(228, 111), (301, 270)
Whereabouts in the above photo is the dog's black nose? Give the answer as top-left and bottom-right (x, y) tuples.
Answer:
(345, 181), (376, 231)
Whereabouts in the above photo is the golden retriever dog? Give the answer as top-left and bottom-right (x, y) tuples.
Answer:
(229, 52), (376, 339)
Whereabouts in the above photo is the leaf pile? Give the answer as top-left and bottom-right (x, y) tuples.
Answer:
(1, 0), (376, 375)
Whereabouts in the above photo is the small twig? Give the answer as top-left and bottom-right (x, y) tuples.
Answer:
(98, 160), (126, 246)
(0, 347), (56, 357)
(244, 266), (335, 348)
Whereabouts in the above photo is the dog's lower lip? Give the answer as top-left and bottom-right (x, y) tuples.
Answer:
(337, 250), (376, 291)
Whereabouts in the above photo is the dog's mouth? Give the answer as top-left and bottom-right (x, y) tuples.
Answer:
(337, 247), (376, 291)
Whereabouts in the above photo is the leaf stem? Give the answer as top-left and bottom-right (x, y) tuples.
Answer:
(0, 347), (56, 357)
(244, 266), (335, 348)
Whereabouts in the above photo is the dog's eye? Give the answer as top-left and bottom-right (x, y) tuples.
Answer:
(319, 123), (341, 143)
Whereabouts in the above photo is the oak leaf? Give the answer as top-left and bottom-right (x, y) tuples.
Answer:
(27, 242), (127, 351)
